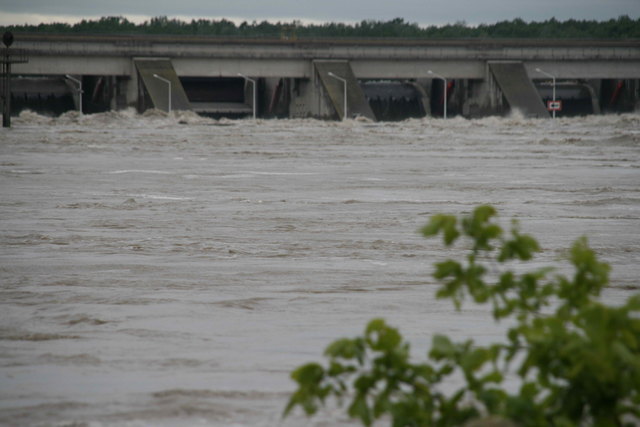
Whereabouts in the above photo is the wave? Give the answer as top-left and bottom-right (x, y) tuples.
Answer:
(37, 353), (102, 365)
(0, 331), (81, 341)
(12, 108), (640, 129)
(13, 108), (220, 128)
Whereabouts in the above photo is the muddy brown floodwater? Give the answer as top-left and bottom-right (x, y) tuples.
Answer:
(1, 110), (639, 426)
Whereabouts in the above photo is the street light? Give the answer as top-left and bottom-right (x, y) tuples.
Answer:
(327, 72), (347, 120)
(535, 68), (556, 119)
(65, 74), (83, 114)
(427, 70), (447, 119)
(238, 73), (256, 119)
(152, 73), (171, 113)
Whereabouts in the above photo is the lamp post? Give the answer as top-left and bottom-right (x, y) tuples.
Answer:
(238, 73), (256, 119)
(535, 68), (556, 119)
(152, 73), (171, 113)
(428, 70), (447, 119)
(65, 74), (83, 114)
(2, 31), (16, 127)
(2, 31), (27, 127)
(328, 72), (347, 120)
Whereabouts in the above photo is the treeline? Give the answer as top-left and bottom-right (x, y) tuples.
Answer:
(3, 15), (640, 39)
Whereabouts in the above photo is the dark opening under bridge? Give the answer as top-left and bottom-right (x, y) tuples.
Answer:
(8, 34), (640, 119)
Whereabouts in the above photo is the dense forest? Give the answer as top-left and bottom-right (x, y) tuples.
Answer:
(2, 15), (640, 39)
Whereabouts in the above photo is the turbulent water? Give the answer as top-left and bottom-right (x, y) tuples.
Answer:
(1, 109), (639, 426)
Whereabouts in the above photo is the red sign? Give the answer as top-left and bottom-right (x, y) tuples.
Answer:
(547, 100), (562, 111)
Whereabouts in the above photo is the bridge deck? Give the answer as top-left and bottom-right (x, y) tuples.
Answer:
(11, 34), (640, 80)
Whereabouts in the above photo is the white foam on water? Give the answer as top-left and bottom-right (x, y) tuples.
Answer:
(241, 171), (320, 176)
(108, 170), (174, 175)
(131, 194), (194, 201)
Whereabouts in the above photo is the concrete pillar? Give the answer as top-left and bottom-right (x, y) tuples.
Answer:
(461, 78), (502, 118)
(111, 76), (129, 110)
(288, 75), (333, 119)
(124, 60), (139, 110)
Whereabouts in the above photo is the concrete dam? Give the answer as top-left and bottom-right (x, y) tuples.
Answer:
(4, 34), (640, 120)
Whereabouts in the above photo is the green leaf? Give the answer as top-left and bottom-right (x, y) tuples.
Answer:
(420, 214), (460, 245)
(430, 334), (457, 359)
(569, 236), (610, 298)
(460, 347), (489, 374)
(348, 394), (373, 426)
(285, 363), (328, 416)
(472, 205), (497, 224)
(626, 294), (640, 311)
(291, 362), (325, 385)
(481, 370), (504, 384)
(433, 260), (463, 280)
(498, 229), (540, 262)
(461, 205), (502, 251)
(365, 318), (403, 352)
(520, 382), (539, 400)
(325, 337), (361, 360)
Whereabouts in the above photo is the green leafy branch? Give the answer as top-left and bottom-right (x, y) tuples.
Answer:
(285, 205), (640, 426)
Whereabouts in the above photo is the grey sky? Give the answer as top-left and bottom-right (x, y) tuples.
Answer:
(1, 0), (639, 27)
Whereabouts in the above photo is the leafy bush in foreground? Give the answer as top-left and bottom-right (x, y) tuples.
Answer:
(285, 206), (640, 426)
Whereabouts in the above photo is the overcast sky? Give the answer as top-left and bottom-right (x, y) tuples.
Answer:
(1, 0), (639, 27)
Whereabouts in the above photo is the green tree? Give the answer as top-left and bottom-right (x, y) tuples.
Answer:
(285, 206), (640, 426)
(3, 16), (640, 39)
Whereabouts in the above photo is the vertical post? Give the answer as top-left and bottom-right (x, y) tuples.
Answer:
(2, 31), (14, 128)
(253, 78), (257, 120)
(2, 60), (10, 128)
(238, 73), (256, 119)
(552, 76), (556, 119)
(327, 72), (348, 120)
(342, 79), (347, 120)
(152, 73), (171, 113)
(428, 70), (447, 119)
(535, 68), (556, 119)
(2, 32), (27, 127)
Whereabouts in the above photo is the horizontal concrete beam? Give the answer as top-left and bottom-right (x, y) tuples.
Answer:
(351, 60), (485, 79)
(10, 35), (640, 79)
(15, 35), (640, 61)
(14, 56), (640, 80)
(12, 56), (134, 76)
(525, 62), (640, 79)
(172, 58), (311, 78)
